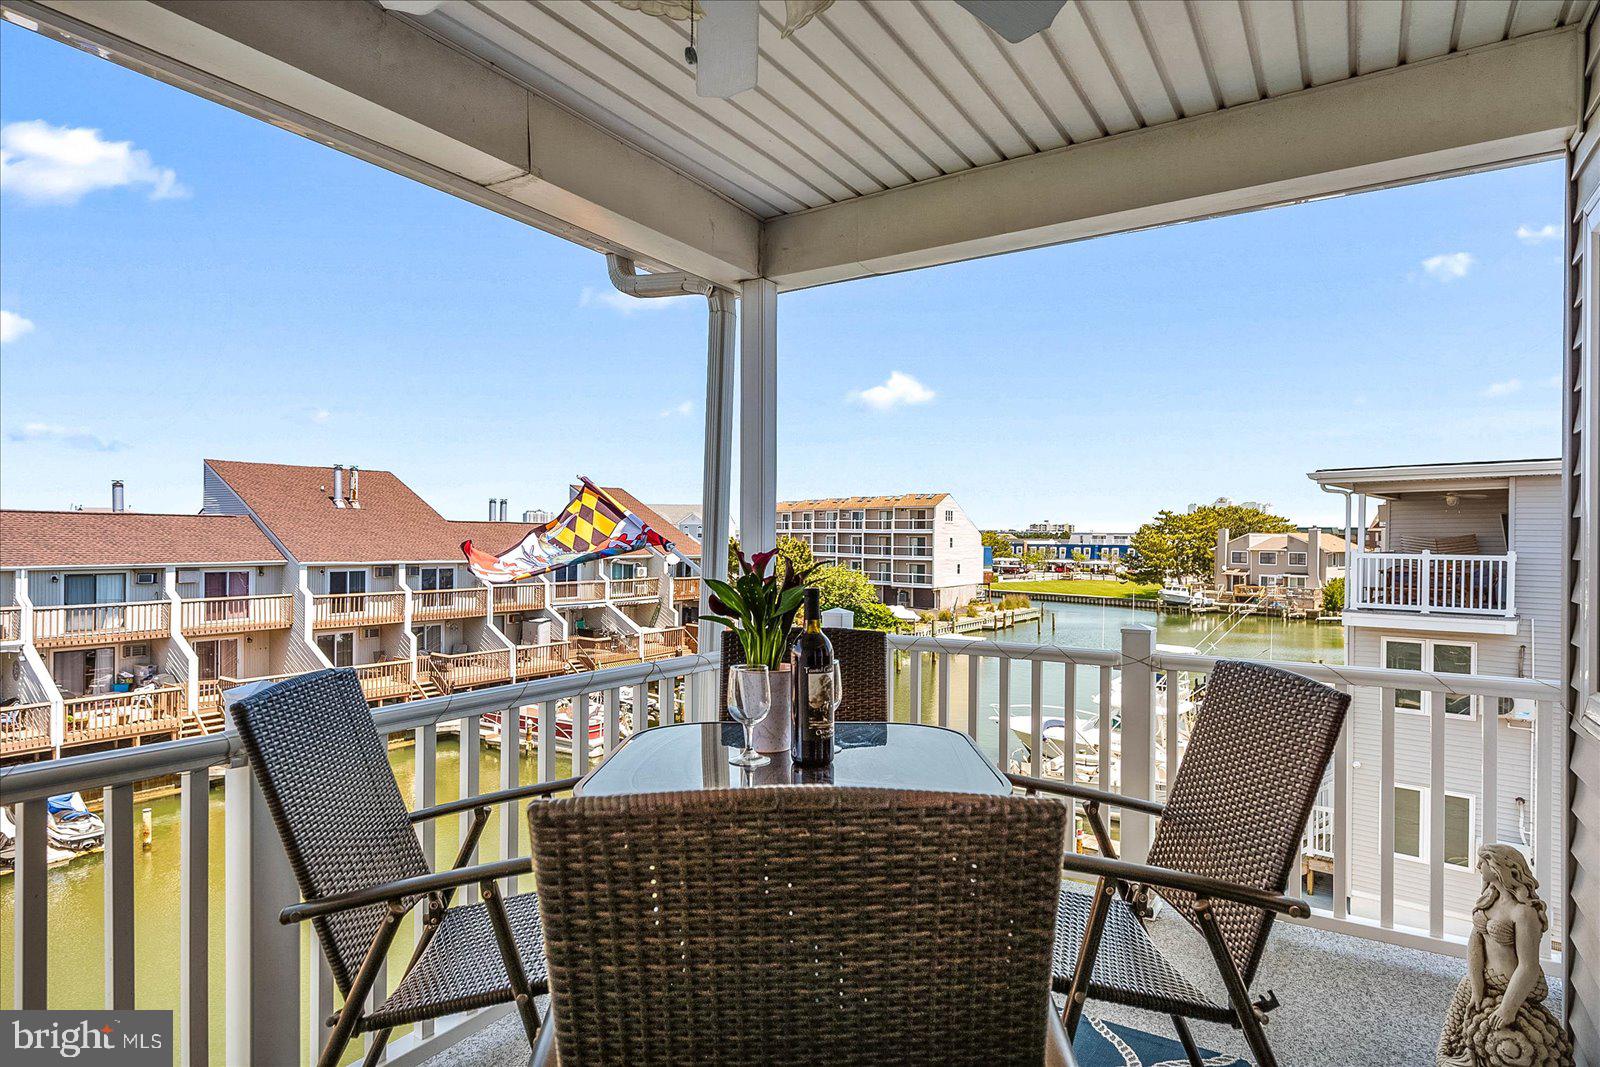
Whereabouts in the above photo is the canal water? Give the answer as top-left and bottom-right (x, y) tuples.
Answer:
(1, 599), (1341, 1063)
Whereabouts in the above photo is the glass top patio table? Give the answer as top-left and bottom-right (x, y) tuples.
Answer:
(573, 721), (1011, 797)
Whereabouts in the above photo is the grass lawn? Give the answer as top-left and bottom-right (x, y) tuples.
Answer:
(993, 578), (1162, 600)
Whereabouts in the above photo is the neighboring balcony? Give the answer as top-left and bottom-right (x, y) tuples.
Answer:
(608, 576), (660, 601)
(890, 571), (934, 586)
(351, 658), (414, 703)
(0, 605), (20, 643)
(427, 648), (512, 692)
(492, 582), (546, 613)
(515, 640), (573, 678)
(673, 577), (700, 602)
(312, 591), (405, 628)
(61, 686), (186, 747)
(178, 593), (294, 636)
(0, 701), (52, 757)
(32, 600), (171, 647)
(411, 586), (488, 622)
(551, 579), (608, 605)
(1348, 551), (1516, 624)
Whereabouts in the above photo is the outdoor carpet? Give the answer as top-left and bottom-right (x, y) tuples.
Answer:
(1073, 1014), (1249, 1067)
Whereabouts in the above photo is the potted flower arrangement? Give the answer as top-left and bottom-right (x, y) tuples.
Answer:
(704, 548), (815, 755)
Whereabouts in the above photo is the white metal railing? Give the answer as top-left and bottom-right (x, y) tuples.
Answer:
(1349, 550), (1515, 616)
(0, 653), (717, 1067)
(886, 629), (1564, 967)
(890, 571), (933, 585)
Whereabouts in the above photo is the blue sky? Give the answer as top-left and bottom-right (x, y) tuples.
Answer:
(0, 23), (1564, 531)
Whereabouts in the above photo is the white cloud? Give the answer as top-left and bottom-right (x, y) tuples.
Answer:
(1421, 252), (1476, 282)
(0, 309), (34, 343)
(578, 286), (694, 315)
(1515, 224), (1559, 246)
(5, 422), (126, 452)
(849, 371), (936, 411)
(308, 407), (332, 424)
(0, 120), (188, 204)
(658, 400), (693, 418)
(1481, 378), (1522, 398)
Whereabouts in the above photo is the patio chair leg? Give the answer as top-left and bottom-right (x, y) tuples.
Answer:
(319, 903), (406, 1067)
(1063, 876), (1118, 1037)
(361, 1029), (394, 1067)
(1192, 899), (1278, 1067)
(1171, 1016), (1204, 1067)
(481, 879), (543, 1048)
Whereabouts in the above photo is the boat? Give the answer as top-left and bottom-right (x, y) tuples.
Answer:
(479, 692), (630, 751)
(45, 793), (106, 853)
(0, 807), (80, 873)
(1160, 582), (1216, 609)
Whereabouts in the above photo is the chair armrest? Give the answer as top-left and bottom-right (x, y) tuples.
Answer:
(1007, 772), (1167, 817)
(279, 857), (532, 924)
(1059, 851), (1310, 918)
(407, 776), (583, 823)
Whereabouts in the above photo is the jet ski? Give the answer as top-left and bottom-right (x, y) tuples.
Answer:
(45, 793), (105, 852)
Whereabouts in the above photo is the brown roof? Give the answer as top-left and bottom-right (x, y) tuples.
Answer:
(778, 492), (949, 511)
(206, 459), (466, 563)
(447, 520), (541, 558)
(602, 487), (701, 557)
(0, 510), (284, 568)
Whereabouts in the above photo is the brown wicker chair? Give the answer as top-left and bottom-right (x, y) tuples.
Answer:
(717, 626), (888, 721)
(1011, 659), (1350, 1067)
(228, 669), (578, 1067)
(527, 786), (1070, 1065)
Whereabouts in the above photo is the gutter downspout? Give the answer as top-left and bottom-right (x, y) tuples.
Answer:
(605, 253), (731, 722)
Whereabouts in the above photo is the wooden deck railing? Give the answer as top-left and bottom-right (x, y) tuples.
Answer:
(32, 599), (171, 645)
(515, 641), (573, 678)
(492, 582), (546, 613)
(552, 580), (608, 603)
(352, 659), (414, 702)
(0, 605), (20, 642)
(179, 593), (294, 635)
(412, 586), (488, 621)
(0, 701), (53, 755)
(642, 627), (697, 659)
(61, 686), (185, 745)
(312, 591), (405, 628)
(673, 577), (700, 602)
(608, 577), (660, 599)
(428, 649), (513, 691)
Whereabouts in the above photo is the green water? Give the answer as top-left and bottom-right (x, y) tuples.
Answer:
(2, 602), (1339, 1061)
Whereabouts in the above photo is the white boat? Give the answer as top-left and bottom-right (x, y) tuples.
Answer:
(1160, 583), (1215, 608)
(46, 792), (105, 852)
(0, 806), (83, 872)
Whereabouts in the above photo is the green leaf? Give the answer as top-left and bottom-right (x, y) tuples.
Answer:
(704, 578), (746, 615)
(700, 614), (740, 629)
(777, 585), (807, 616)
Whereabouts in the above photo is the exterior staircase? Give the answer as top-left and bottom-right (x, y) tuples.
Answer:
(183, 700), (225, 739)
(413, 672), (446, 701)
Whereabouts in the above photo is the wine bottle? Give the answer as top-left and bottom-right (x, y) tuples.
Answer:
(790, 588), (837, 766)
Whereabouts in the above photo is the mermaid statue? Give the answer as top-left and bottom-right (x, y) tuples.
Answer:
(1438, 843), (1572, 1067)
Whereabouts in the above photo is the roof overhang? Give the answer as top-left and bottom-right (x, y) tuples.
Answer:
(6, 2), (1585, 291)
(1310, 458), (1562, 495)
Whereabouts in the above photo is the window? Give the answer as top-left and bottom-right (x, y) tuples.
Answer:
(945, 509), (953, 522)
(1385, 638), (1475, 717)
(1329, 553), (1346, 568)
(414, 566), (454, 591)
(1393, 786), (1476, 868)
(956, 563), (961, 574)
(412, 624), (443, 653)
(1288, 552), (1307, 566)
(328, 570), (367, 595)
(317, 631), (355, 667)
(1258, 551), (1278, 565)
(948, 538), (954, 548)
(1229, 551), (1247, 565)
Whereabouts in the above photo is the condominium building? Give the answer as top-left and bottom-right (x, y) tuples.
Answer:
(1007, 530), (1135, 570)
(0, 462), (701, 763)
(1212, 528), (1348, 593)
(776, 493), (982, 611)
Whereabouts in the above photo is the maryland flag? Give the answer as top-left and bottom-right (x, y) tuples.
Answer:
(463, 477), (684, 585)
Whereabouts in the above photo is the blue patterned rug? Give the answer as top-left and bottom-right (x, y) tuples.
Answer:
(1073, 1015), (1249, 1067)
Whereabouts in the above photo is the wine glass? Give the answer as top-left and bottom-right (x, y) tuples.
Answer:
(726, 665), (772, 768)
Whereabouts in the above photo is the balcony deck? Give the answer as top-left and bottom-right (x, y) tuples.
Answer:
(412, 587), (488, 621)
(178, 593), (294, 635)
(312, 591), (405, 628)
(32, 600), (171, 647)
(0, 605), (19, 642)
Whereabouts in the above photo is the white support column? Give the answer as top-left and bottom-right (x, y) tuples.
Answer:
(1119, 625), (1157, 864)
(224, 764), (302, 1066)
(164, 567), (200, 717)
(697, 289), (738, 720)
(739, 278), (778, 559)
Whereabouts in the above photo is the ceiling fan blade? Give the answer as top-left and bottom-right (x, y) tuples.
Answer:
(696, 0), (759, 99)
(956, 0), (1067, 43)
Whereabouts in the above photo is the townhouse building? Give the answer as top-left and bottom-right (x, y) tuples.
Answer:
(1007, 530), (1135, 570)
(1212, 528), (1348, 593)
(776, 493), (982, 611)
(1307, 458), (1562, 934)
(0, 462), (700, 763)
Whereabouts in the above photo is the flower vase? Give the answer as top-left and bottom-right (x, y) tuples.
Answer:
(751, 663), (792, 753)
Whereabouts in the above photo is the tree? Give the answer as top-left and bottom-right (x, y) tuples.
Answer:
(727, 535), (814, 578)
(1321, 576), (1345, 614)
(1126, 503), (1296, 583)
(980, 530), (1015, 558)
(1018, 549), (1047, 569)
(1070, 548), (1090, 564)
(810, 564), (900, 631)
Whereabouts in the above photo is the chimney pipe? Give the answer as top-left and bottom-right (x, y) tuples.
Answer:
(333, 465), (346, 508)
(111, 480), (125, 513)
(489, 498), (497, 520)
(348, 466), (360, 504)
(499, 498), (508, 522)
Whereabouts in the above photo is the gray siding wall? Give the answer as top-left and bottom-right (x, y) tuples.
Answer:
(201, 465), (248, 515)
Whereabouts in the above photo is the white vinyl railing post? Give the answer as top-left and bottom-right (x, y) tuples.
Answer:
(224, 764), (302, 1066)
(1119, 626), (1157, 864)
(1419, 550), (1433, 614)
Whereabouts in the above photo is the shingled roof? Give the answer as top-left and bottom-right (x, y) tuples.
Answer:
(0, 510), (284, 568)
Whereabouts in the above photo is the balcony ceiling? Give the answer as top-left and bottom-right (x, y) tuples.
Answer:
(404, 0), (1595, 220)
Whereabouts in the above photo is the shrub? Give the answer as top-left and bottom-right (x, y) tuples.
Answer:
(998, 593), (1031, 611)
(1322, 577), (1345, 614)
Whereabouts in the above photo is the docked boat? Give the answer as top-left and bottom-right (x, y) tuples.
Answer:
(1159, 582), (1216, 609)
(46, 793), (105, 853)
(0, 807), (81, 872)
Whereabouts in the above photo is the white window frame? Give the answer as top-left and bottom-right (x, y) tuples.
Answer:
(1392, 784), (1477, 870)
(327, 569), (367, 595)
(413, 565), (455, 591)
(1257, 551), (1278, 565)
(1288, 551), (1308, 566)
(1382, 636), (1478, 720)
(1229, 551), (1247, 565)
